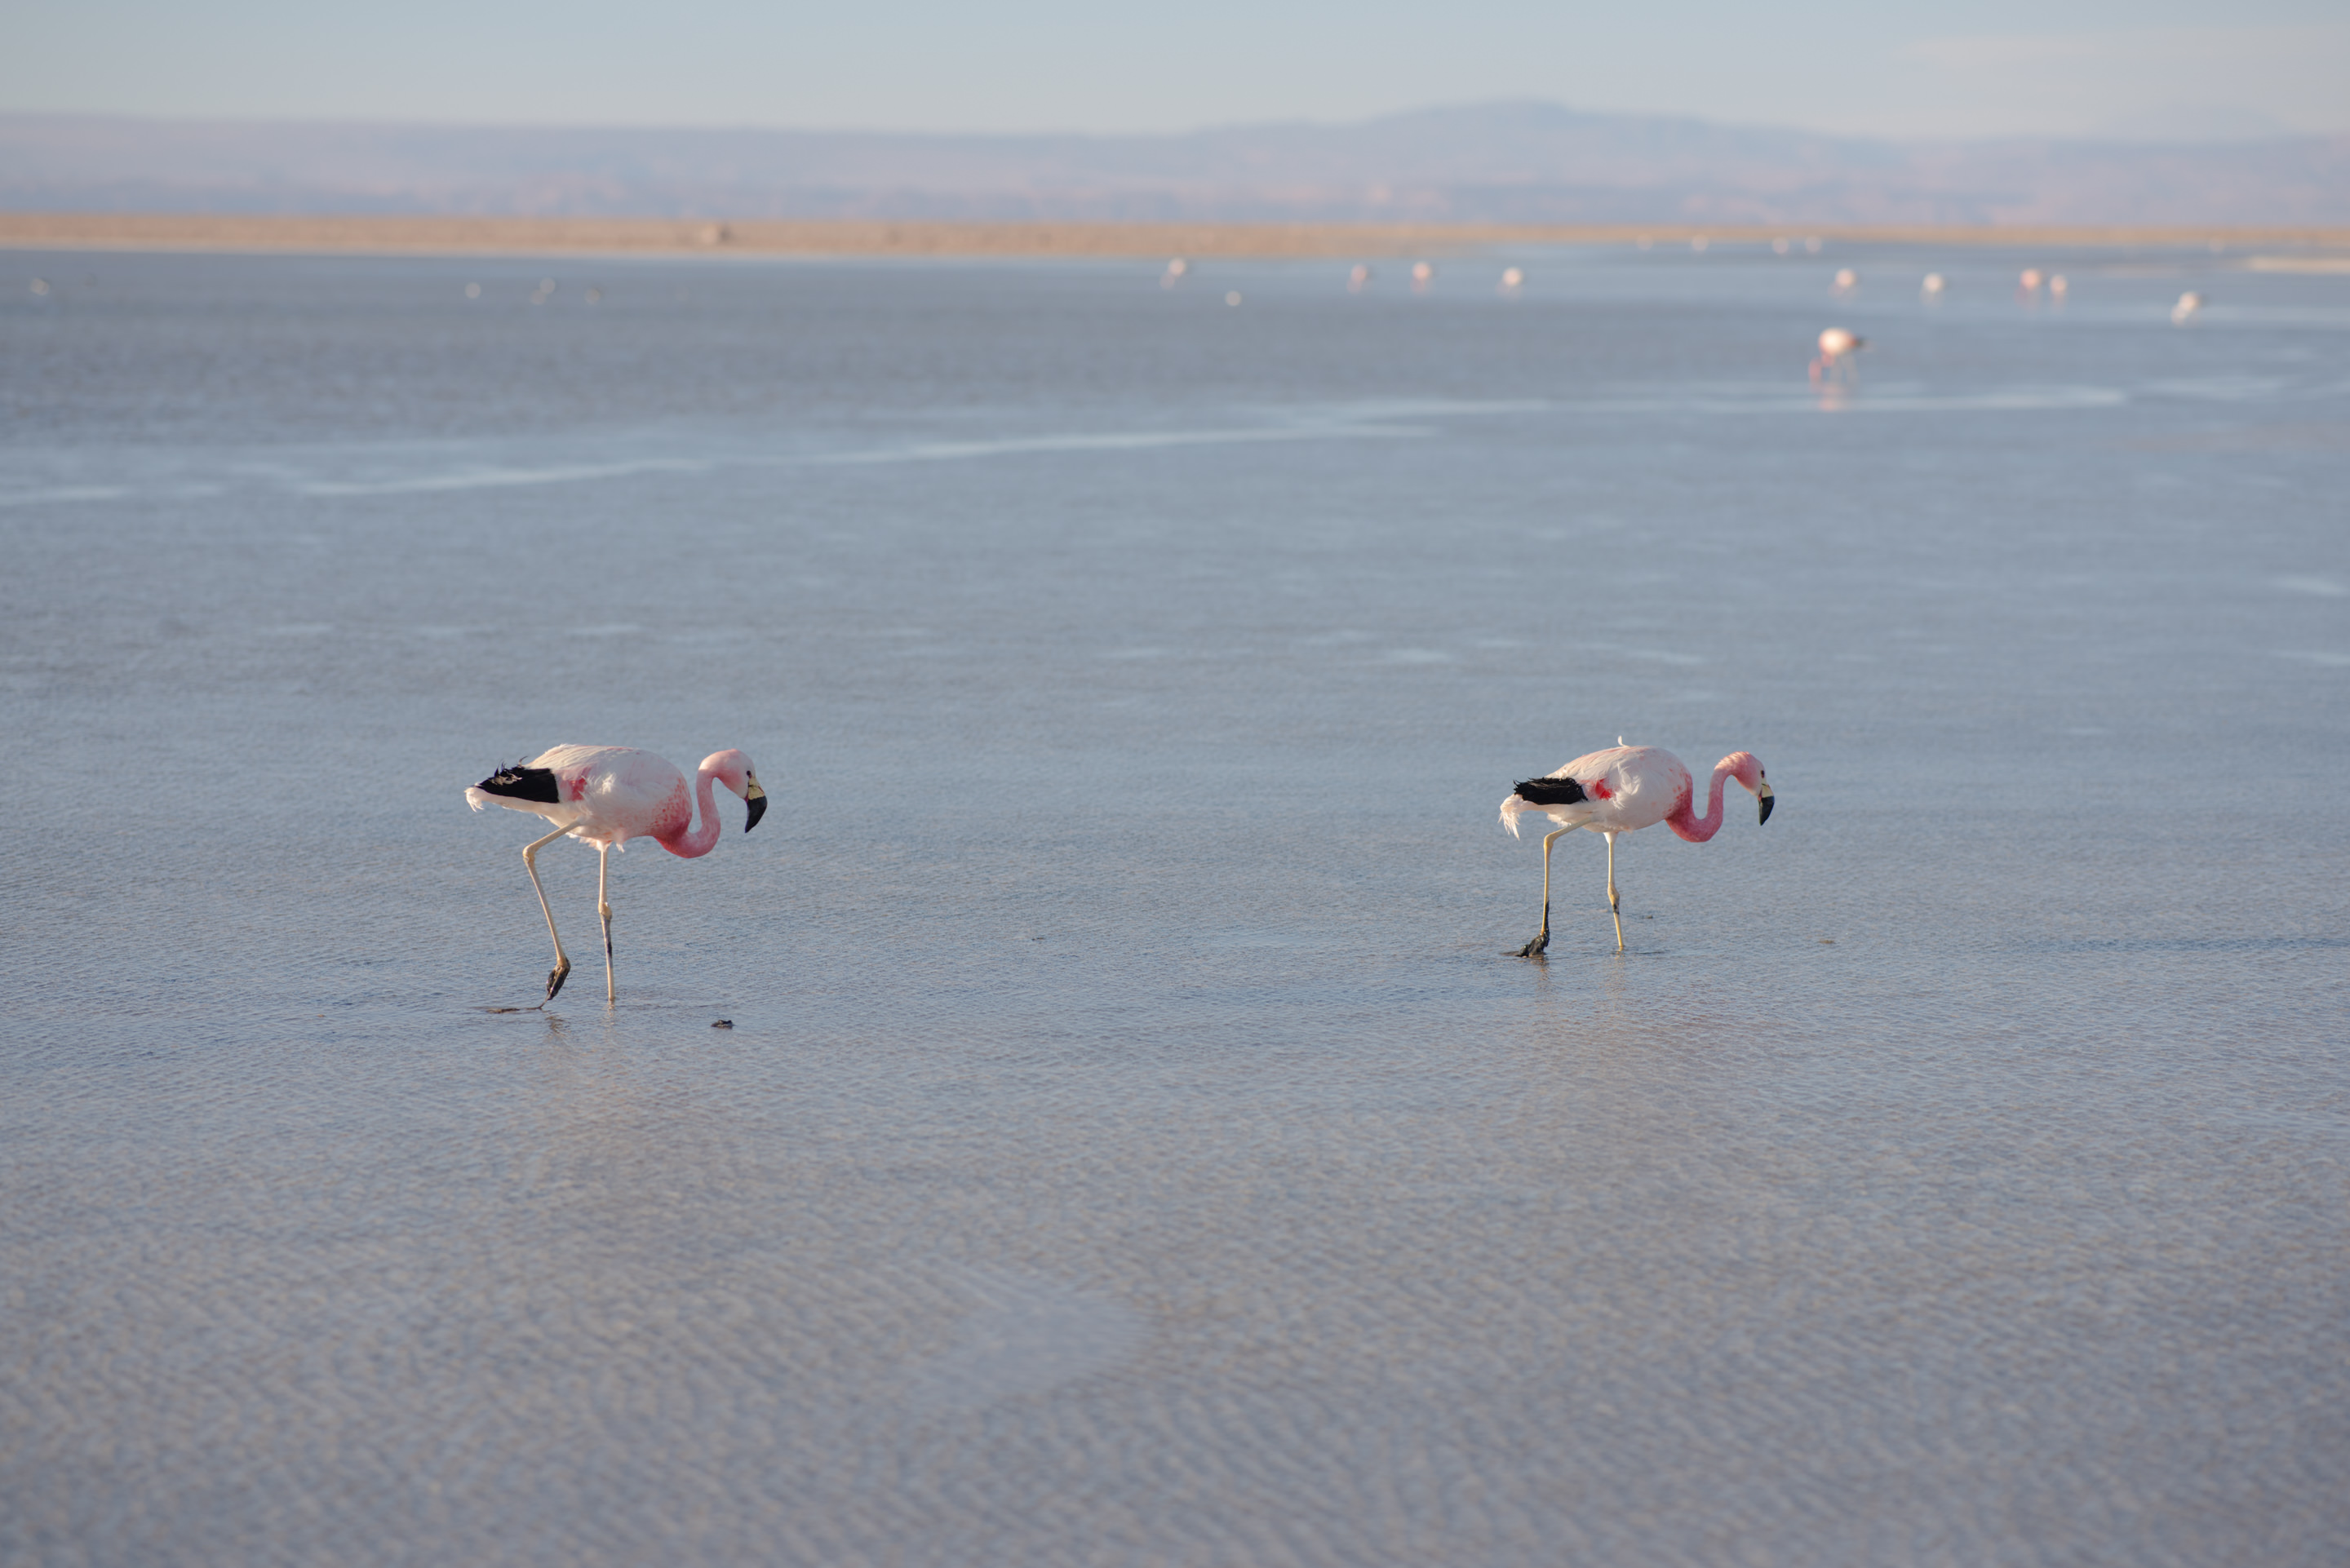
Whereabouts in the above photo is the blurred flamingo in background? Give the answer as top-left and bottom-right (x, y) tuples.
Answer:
(468, 746), (767, 1004)
(1811, 327), (1865, 383)
(1501, 744), (1772, 957)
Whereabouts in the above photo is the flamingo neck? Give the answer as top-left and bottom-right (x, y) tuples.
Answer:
(1666, 760), (1735, 844)
(658, 765), (725, 859)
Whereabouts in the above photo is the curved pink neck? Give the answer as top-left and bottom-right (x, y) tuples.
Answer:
(1667, 759), (1739, 843)
(658, 765), (724, 859)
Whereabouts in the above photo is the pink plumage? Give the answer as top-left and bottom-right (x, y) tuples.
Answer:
(1499, 743), (1771, 956)
(468, 745), (766, 1003)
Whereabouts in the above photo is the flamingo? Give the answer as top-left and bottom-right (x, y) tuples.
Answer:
(1500, 743), (1771, 957)
(2172, 290), (2202, 324)
(1811, 326), (1864, 383)
(468, 746), (766, 1003)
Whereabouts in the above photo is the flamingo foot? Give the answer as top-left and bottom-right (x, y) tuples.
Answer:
(546, 957), (572, 1001)
(1514, 931), (1550, 959)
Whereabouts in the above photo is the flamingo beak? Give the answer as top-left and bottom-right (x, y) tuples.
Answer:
(743, 777), (768, 832)
(1757, 778), (1775, 825)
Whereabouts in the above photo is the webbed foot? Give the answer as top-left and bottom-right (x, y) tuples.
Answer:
(1514, 932), (1550, 959)
(546, 959), (572, 1001)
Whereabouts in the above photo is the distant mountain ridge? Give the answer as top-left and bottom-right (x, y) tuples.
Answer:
(4, 103), (2345, 226)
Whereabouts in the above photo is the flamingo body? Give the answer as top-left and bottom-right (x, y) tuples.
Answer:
(468, 745), (765, 1002)
(1811, 327), (1864, 383)
(1499, 744), (1771, 955)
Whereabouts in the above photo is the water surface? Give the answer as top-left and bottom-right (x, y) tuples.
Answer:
(3, 244), (2347, 1566)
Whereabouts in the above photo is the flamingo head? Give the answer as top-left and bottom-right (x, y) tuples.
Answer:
(1722, 751), (1773, 824)
(701, 750), (768, 831)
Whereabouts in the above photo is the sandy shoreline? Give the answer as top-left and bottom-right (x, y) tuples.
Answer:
(5, 211), (2348, 259)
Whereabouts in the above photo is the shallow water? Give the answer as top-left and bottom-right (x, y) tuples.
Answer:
(3, 244), (2347, 1566)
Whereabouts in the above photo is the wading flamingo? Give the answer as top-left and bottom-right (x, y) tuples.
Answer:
(1500, 743), (1771, 957)
(1811, 327), (1864, 383)
(468, 746), (766, 1003)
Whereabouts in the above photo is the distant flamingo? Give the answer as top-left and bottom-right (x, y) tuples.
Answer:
(2172, 290), (2202, 324)
(468, 746), (766, 1003)
(2019, 268), (2043, 298)
(1833, 267), (1859, 297)
(1500, 743), (1771, 956)
(1811, 326), (1864, 383)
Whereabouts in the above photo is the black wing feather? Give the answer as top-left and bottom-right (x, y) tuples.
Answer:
(1512, 776), (1586, 806)
(475, 763), (561, 803)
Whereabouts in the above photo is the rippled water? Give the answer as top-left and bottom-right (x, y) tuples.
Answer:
(4, 245), (2347, 1566)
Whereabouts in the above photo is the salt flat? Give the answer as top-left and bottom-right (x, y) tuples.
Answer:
(2, 245), (2345, 1566)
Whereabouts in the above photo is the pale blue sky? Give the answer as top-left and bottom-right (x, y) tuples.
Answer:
(7, 1), (2347, 140)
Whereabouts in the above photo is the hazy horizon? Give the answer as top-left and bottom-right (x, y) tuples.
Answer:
(8, 3), (2350, 144)
(7, 95), (2342, 149)
(9, 100), (2345, 226)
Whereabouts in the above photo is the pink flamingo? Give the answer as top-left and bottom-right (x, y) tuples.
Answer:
(468, 746), (766, 1003)
(1811, 327), (1864, 384)
(1500, 742), (1771, 956)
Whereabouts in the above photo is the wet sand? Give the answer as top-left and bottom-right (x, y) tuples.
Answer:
(4, 210), (2348, 257)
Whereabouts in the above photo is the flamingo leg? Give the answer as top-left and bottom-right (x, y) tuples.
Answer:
(521, 823), (574, 1001)
(598, 844), (616, 1006)
(1605, 831), (1625, 953)
(1515, 827), (1572, 957)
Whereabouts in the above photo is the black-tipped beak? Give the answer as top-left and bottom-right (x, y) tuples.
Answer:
(1757, 779), (1775, 826)
(743, 779), (767, 832)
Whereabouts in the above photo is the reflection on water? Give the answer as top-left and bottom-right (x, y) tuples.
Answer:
(2, 246), (2346, 1566)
